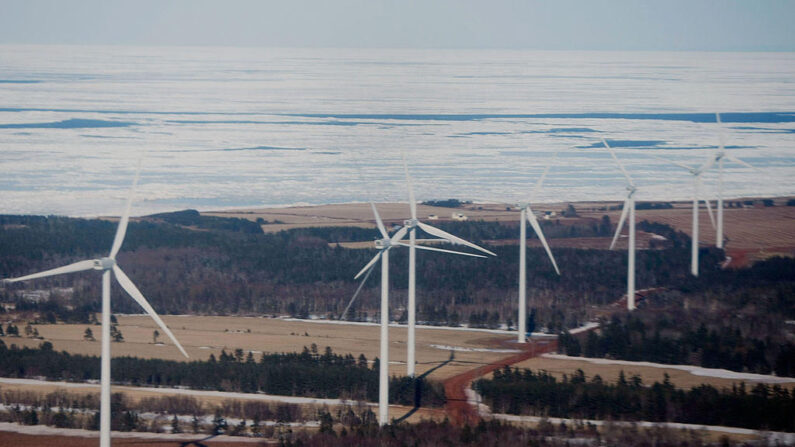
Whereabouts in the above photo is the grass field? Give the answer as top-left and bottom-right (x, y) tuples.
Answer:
(3, 315), (515, 381)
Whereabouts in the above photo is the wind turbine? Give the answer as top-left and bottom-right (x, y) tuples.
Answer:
(352, 203), (485, 425)
(1, 165), (188, 447)
(651, 154), (717, 277)
(400, 153), (495, 377)
(710, 113), (754, 249)
(515, 158), (560, 343)
(602, 139), (638, 310)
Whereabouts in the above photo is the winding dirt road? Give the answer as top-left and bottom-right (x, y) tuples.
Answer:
(442, 337), (558, 426)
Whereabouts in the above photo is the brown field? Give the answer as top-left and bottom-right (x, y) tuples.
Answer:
(3, 315), (514, 381)
(507, 355), (795, 391)
(203, 198), (795, 259)
(581, 204), (795, 249)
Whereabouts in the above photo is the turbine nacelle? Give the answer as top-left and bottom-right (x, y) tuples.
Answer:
(93, 258), (116, 271)
(403, 218), (419, 229)
(374, 238), (394, 250)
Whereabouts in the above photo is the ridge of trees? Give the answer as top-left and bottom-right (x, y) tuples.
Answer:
(0, 341), (444, 406)
(474, 366), (794, 432)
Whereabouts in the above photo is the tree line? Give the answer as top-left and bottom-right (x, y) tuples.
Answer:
(474, 366), (795, 432)
(0, 341), (445, 407)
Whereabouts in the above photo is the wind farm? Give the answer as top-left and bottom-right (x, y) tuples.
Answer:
(1, 140), (793, 445)
(1, 3), (794, 445)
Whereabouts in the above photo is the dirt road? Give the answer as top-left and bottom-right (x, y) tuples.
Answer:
(442, 337), (558, 426)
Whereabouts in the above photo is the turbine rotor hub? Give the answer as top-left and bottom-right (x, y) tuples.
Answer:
(403, 219), (419, 228)
(374, 239), (392, 250)
(93, 257), (116, 271)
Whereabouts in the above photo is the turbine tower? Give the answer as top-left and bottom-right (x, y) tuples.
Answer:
(1, 165), (188, 447)
(400, 153), (494, 376)
(652, 155), (717, 277)
(516, 159), (560, 343)
(352, 203), (485, 424)
(603, 139), (638, 310)
(710, 113), (753, 249)
(353, 203), (407, 426)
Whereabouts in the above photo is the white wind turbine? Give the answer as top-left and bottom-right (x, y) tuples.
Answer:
(602, 139), (638, 310)
(651, 154), (717, 277)
(1, 166), (188, 447)
(514, 158), (560, 343)
(709, 113), (754, 249)
(351, 203), (485, 425)
(400, 154), (495, 377)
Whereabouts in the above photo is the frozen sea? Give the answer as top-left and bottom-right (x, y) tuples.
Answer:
(0, 45), (793, 216)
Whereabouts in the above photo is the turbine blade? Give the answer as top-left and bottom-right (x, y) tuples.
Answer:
(390, 225), (409, 244)
(701, 112), (725, 174)
(525, 205), (560, 275)
(416, 221), (496, 256)
(370, 202), (388, 239)
(342, 264), (375, 319)
(396, 242), (486, 258)
(610, 198), (631, 250)
(109, 159), (143, 259)
(529, 150), (560, 202)
(704, 198), (716, 229)
(2, 260), (95, 283)
(355, 251), (383, 280)
(726, 155), (754, 169)
(112, 265), (189, 358)
(401, 150), (417, 220)
(648, 154), (694, 172)
(603, 139), (634, 186)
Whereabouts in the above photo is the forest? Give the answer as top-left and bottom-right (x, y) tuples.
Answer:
(0, 341), (445, 407)
(558, 256), (795, 377)
(1, 212), (792, 369)
(0, 213), (710, 331)
(474, 366), (795, 432)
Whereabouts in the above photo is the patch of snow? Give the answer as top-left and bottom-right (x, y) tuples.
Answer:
(430, 344), (520, 354)
(281, 317), (521, 335)
(542, 354), (795, 384)
(568, 321), (600, 335)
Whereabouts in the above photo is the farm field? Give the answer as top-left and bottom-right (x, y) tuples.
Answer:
(5, 315), (790, 396)
(0, 377), (442, 425)
(509, 354), (795, 391)
(205, 198), (795, 260)
(3, 315), (518, 381)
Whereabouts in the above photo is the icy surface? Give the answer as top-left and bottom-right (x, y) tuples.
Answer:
(0, 46), (793, 216)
